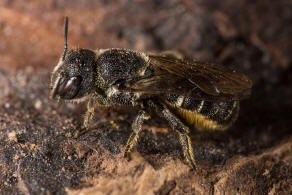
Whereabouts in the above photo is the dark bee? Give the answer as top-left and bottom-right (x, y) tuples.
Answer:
(50, 17), (252, 169)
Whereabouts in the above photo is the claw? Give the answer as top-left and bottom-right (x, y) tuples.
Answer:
(123, 150), (132, 161)
(73, 126), (88, 138)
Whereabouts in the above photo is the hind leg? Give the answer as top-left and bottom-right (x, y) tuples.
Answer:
(147, 100), (197, 169)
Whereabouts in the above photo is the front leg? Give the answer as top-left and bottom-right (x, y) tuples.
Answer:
(124, 110), (150, 159)
(74, 97), (96, 137)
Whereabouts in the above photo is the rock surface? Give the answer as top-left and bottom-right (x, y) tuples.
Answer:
(0, 0), (292, 194)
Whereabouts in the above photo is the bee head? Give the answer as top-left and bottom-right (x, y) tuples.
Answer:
(50, 17), (96, 101)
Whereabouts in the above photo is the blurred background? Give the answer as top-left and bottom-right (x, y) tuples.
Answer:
(0, 0), (291, 194)
(1, 0), (291, 76)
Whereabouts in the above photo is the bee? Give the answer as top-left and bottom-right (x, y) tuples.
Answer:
(50, 17), (252, 169)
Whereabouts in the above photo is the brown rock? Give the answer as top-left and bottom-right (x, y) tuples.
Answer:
(0, 0), (292, 194)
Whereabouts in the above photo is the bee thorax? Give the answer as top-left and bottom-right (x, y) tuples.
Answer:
(106, 86), (119, 97)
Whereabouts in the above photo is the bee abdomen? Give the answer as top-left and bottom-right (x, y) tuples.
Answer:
(165, 95), (239, 131)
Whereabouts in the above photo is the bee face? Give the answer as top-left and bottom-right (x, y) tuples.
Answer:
(50, 49), (97, 100)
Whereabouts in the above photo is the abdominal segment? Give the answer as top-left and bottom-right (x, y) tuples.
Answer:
(165, 94), (240, 131)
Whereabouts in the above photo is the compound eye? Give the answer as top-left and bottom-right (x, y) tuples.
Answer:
(58, 76), (82, 99)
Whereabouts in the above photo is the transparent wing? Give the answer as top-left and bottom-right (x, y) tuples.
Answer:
(119, 54), (252, 101)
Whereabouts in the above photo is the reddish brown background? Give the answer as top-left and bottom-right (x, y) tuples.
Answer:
(0, 0), (291, 194)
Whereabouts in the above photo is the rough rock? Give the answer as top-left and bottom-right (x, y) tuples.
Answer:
(0, 0), (291, 194)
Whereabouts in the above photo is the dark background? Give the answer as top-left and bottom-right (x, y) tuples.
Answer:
(0, 0), (291, 194)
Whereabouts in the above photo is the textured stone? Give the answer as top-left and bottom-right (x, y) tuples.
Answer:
(0, 0), (292, 194)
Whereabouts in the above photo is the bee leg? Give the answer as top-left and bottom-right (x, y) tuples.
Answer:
(176, 131), (196, 170)
(148, 100), (197, 169)
(74, 98), (95, 138)
(124, 110), (150, 160)
(163, 110), (196, 170)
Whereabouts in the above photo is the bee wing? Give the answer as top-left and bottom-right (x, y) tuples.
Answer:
(149, 55), (252, 96)
(128, 74), (193, 94)
(119, 54), (252, 101)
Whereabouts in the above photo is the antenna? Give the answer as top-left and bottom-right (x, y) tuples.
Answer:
(62, 16), (69, 60)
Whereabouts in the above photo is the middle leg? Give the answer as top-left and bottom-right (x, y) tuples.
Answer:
(124, 110), (150, 159)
